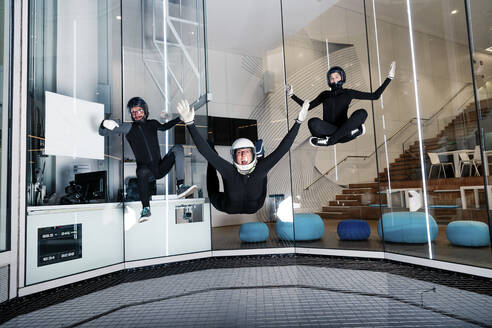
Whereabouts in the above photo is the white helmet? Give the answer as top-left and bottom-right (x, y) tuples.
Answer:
(230, 138), (257, 174)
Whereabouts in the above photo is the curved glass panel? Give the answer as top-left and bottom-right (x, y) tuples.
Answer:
(26, 0), (124, 284)
(282, 0), (383, 252)
(205, 0), (294, 251)
(370, 0), (491, 268)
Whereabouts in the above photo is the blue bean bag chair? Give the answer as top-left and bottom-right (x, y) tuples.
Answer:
(446, 221), (490, 247)
(337, 220), (371, 240)
(377, 211), (438, 243)
(276, 213), (324, 241)
(239, 222), (269, 242)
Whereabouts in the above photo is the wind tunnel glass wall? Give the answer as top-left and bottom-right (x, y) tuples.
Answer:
(368, 0), (491, 268)
(121, 0), (211, 260)
(0, 0), (10, 253)
(282, 0), (383, 252)
(205, 0), (295, 250)
(26, 0), (124, 285)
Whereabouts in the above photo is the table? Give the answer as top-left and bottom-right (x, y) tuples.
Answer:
(385, 188), (422, 208)
(459, 185), (492, 209)
(435, 149), (492, 178)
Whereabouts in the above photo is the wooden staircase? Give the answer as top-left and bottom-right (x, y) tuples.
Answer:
(319, 98), (492, 224)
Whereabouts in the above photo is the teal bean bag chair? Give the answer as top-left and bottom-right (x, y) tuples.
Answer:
(446, 221), (490, 247)
(239, 222), (269, 242)
(276, 213), (324, 241)
(377, 211), (438, 243)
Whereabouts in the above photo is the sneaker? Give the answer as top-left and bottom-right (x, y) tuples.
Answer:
(255, 139), (265, 158)
(139, 206), (151, 223)
(177, 184), (198, 198)
(309, 136), (330, 147)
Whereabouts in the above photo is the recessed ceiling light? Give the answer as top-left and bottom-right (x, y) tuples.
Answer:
(116, 15), (122, 20)
(451, 10), (458, 15)
(486, 47), (492, 53)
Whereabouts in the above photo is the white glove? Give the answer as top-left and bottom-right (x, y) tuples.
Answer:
(285, 84), (294, 97)
(102, 119), (119, 130)
(297, 100), (309, 123)
(388, 61), (396, 79)
(160, 111), (171, 121)
(177, 99), (195, 124)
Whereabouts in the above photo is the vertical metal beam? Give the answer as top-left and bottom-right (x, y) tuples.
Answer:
(10, 0), (29, 298)
(463, 0), (492, 248)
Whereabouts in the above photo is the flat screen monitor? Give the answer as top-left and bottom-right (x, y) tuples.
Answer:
(174, 115), (258, 146)
(75, 171), (107, 202)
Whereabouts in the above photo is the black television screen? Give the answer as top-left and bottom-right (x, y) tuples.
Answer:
(208, 117), (258, 146)
(174, 115), (258, 146)
(208, 116), (232, 146)
(75, 171), (107, 202)
(231, 118), (258, 142)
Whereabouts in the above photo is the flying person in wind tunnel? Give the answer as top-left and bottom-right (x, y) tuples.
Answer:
(287, 61), (396, 147)
(176, 98), (310, 214)
(99, 97), (197, 222)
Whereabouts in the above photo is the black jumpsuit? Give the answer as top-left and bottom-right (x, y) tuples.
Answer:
(99, 117), (183, 207)
(292, 78), (391, 145)
(187, 121), (301, 214)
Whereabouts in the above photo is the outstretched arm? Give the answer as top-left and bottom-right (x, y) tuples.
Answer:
(348, 61), (395, 100)
(259, 121), (301, 173)
(291, 91), (328, 111)
(187, 124), (234, 177)
(347, 77), (391, 100)
(156, 117), (181, 131)
(98, 119), (131, 136)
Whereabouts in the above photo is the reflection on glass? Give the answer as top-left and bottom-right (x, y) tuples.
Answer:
(0, 0), (10, 252)
(27, 0), (123, 206)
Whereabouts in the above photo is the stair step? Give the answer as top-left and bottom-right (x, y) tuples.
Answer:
(342, 188), (375, 194)
(348, 183), (378, 188)
(336, 194), (362, 201)
(319, 206), (382, 220)
(329, 200), (361, 206)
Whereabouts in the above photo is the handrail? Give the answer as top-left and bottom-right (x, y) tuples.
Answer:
(304, 82), (474, 190)
(400, 82), (474, 146)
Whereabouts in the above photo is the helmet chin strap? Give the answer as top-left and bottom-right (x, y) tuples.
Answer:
(237, 165), (256, 175)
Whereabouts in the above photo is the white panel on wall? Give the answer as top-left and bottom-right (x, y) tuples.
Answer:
(26, 204), (124, 285)
(44, 91), (104, 160)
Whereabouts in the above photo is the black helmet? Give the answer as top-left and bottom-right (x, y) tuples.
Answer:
(127, 97), (149, 121)
(327, 66), (346, 90)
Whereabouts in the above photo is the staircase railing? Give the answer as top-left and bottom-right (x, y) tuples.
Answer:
(304, 82), (474, 190)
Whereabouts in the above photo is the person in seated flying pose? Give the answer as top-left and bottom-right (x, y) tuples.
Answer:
(176, 99), (309, 214)
(288, 61), (396, 147)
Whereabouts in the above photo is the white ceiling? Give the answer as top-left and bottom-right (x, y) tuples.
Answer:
(205, 0), (492, 57)
(205, 0), (338, 57)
